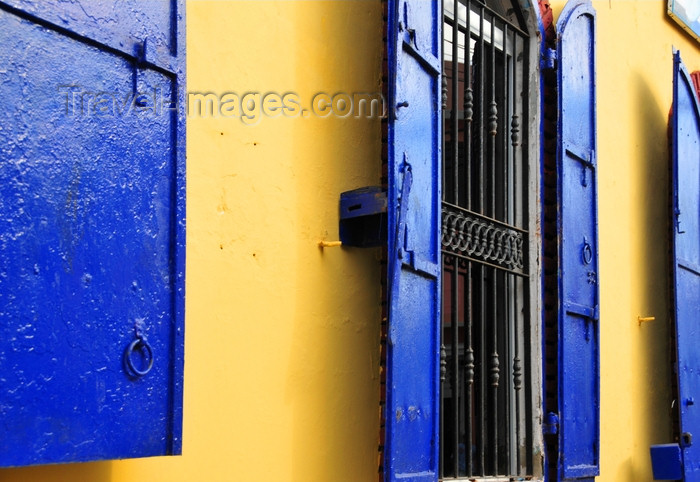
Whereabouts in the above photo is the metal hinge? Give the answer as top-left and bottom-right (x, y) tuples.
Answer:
(543, 411), (559, 435)
(394, 156), (439, 279)
(540, 48), (557, 70)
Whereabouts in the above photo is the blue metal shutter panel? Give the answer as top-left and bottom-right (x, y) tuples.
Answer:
(385, 0), (441, 480)
(555, 1), (599, 480)
(671, 50), (700, 481)
(0, 1), (185, 467)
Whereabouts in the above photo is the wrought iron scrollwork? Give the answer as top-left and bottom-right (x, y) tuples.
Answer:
(441, 202), (527, 275)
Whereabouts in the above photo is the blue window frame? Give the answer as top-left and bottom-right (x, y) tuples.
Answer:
(383, 1), (599, 481)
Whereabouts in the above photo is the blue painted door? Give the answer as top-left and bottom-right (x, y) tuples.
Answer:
(0, 1), (185, 467)
(671, 50), (700, 481)
(555, 1), (599, 480)
(385, 0), (441, 480)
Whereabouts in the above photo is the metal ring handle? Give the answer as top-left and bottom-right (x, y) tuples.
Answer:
(124, 337), (154, 377)
(582, 241), (593, 265)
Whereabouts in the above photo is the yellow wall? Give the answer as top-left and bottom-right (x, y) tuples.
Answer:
(1, 1), (383, 481)
(549, 1), (700, 480)
(3, 1), (700, 482)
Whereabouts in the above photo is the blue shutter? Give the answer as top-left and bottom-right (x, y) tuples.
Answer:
(0, 1), (185, 467)
(385, 0), (441, 480)
(671, 50), (700, 481)
(555, 1), (599, 480)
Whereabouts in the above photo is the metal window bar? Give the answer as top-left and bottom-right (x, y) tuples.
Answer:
(440, 0), (531, 478)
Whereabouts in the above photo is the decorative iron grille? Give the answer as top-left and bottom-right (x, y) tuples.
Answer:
(440, 0), (533, 478)
(441, 202), (526, 275)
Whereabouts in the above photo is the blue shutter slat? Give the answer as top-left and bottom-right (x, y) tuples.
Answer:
(0, 1), (185, 467)
(671, 51), (700, 481)
(556, 1), (599, 480)
(385, 0), (441, 481)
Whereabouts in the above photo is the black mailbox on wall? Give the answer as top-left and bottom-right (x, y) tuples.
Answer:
(339, 186), (387, 247)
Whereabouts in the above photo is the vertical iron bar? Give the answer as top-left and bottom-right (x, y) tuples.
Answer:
(440, 6), (448, 475)
(490, 267), (500, 476)
(515, 35), (523, 472)
(488, 13), (500, 476)
(450, 3), (461, 476)
(464, 3), (474, 476)
(513, 274), (522, 476)
(477, 5), (486, 475)
(521, 31), (534, 476)
(510, 30), (523, 476)
(442, 1), (448, 202)
(465, 0), (473, 212)
(520, 31), (529, 233)
(500, 22), (512, 475)
(443, 77), (448, 199)
(465, 262), (474, 477)
(440, 338), (446, 479)
(477, 8), (484, 216)
(512, 36), (519, 232)
(502, 23), (510, 225)
(452, 260), (460, 477)
(510, 270), (519, 477)
(488, 19), (497, 221)
(440, 262), (447, 479)
(451, 0), (460, 206)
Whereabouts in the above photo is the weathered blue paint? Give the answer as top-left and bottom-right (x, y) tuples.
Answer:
(670, 50), (700, 482)
(555, 1), (599, 480)
(385, 0), (441, 480)
(0, 0), (185, 467)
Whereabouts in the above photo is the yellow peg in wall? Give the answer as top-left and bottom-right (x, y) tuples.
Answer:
(318, 241), (342, 248)
(638, 316), (656, 326)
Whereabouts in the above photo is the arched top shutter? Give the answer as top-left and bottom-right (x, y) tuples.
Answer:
(671, 50), (700, 481)
(555, 1), (599, 480)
